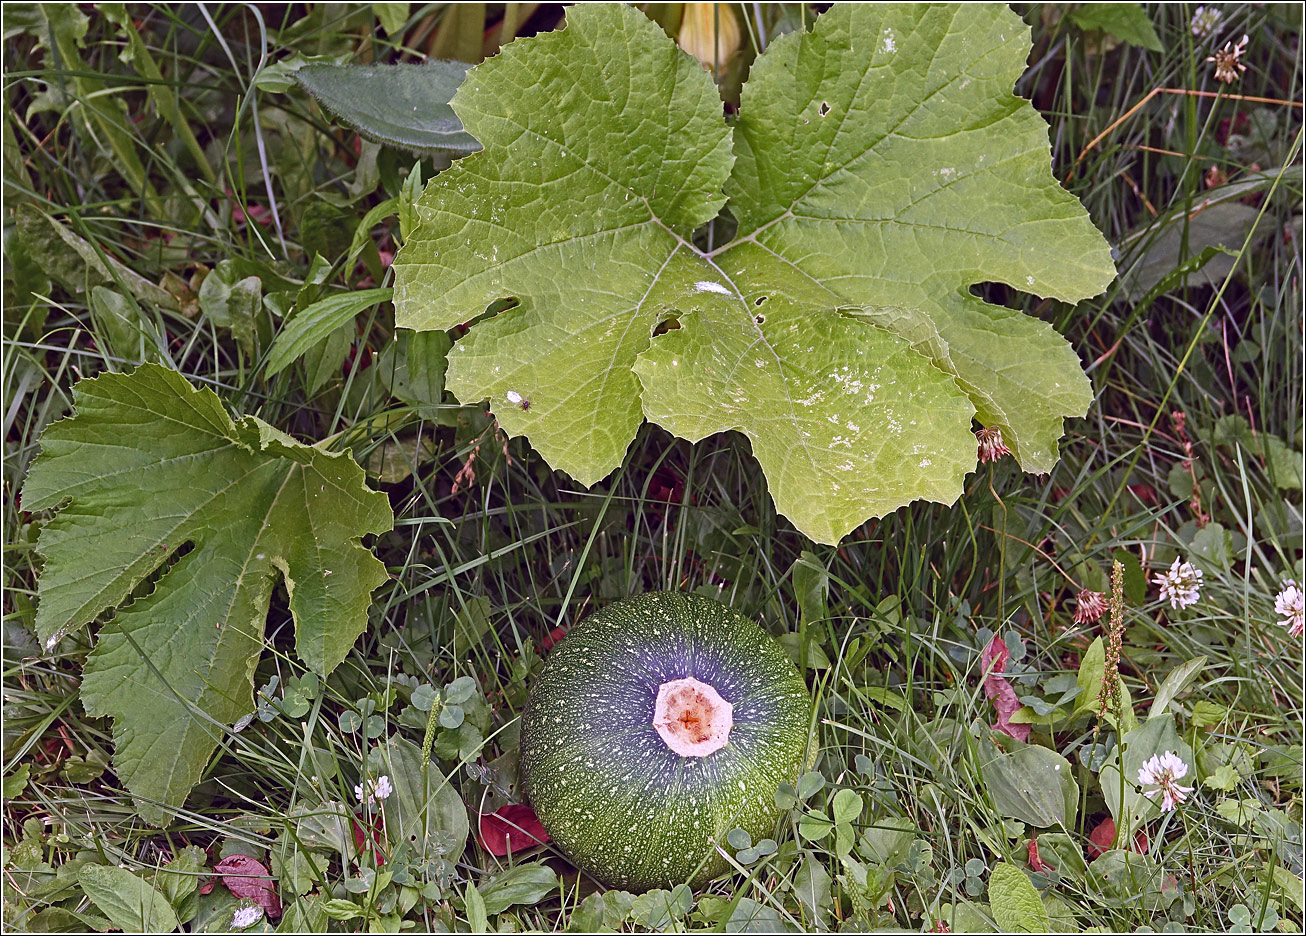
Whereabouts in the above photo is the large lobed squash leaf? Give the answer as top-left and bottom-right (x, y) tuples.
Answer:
(22, 364), (392, 823)
(394, 3), (1115, 544)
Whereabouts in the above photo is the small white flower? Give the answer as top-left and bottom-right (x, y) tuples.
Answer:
(231, 905), (263, 929)
(1207, 33), (1249, 84)
(355, 774), (394, 805)
(1137, 750), (1195, 812)
(1275, 581), (1304, 638)
(1154, 557), (1203, 610)
(1190, 6), (1222, 38)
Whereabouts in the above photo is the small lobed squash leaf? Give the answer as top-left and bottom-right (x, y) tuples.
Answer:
(393, 3), (1115, 544)
(21, 364), (393, 823)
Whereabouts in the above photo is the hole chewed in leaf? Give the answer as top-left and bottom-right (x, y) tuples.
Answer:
(818, 100), (831, 116)
(968, 281), (1019, 307)
(653, 315), (681, 337)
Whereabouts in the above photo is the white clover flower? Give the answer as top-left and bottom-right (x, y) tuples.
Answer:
(231, 905), (263, 929)
(1275, 581), (1304, 638)
(1190, 6), (1222, 38)
(355, 774), (394, 805)
(1138, 750), (1194, 812)
(1208, 34), (1249, 84)
(976, 426), (1011, 464)
(1073, 589), (1108, 626)
(1154, 557), (1203, 609)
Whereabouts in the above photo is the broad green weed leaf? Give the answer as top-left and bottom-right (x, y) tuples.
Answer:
(987, 863), (1050, 933)
(979, 737), (1078, 828)
(1067, 3), (1164, 52)
(394, 4), (1114, 544)
(1147, 655), (1206, 720)
(379, 736), (469, 865)
(22, 365), (392, 822)
(266, 287), (393, 377)
(296, 61), (479, 157)
(476, 864), (560, 916)
(78, 864), (180, 933)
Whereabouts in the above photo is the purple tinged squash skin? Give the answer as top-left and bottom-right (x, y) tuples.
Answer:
(518, 592), (812, 891)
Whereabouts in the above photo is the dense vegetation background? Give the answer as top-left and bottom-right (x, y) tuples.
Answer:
(3, 3), (1303, 932)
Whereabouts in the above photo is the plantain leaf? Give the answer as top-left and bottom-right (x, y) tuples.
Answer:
(295, 61), (480, 157)
(394, 4), (1114, 544)
(22, 364), (393, 823)
(979, 736), (1079, 828)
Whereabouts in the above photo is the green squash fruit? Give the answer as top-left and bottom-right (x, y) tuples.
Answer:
(519, 592), (812, 891)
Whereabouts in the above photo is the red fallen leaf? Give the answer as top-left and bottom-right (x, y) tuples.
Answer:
(1127, 483), (1158, 506)
(1086, 817), (1148, 859)
(980, 633), (1030, 742)
(212, 854), (281, 919)
(539, 626), (568, 652)
(478, 804), (550, 856)
(1216, 111), (1251, 145)
(1028, 837), (1056, 873)
(648, 467), (687, 505)
(352, 814), (387, 865)
(198, 879), (214, 895)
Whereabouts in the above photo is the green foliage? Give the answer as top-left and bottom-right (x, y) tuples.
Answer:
(979, 736), (1079, 828)
(266, 287), (393, 377)
(394, 3), (1115, 543)
(987, 862), (1050, 933)
(77, 863), (180, 933)
(21, 365), (392, 822)
(295, 62), (480, 158)
(1068, 3), (1164, 51)
(2, 2), (1301, 932)
(379, 736), (469, 866)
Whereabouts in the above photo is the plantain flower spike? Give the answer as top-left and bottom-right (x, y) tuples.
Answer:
(678, 3), (742, 73)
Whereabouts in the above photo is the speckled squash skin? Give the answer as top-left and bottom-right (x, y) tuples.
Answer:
(518, 592), (813, 891)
